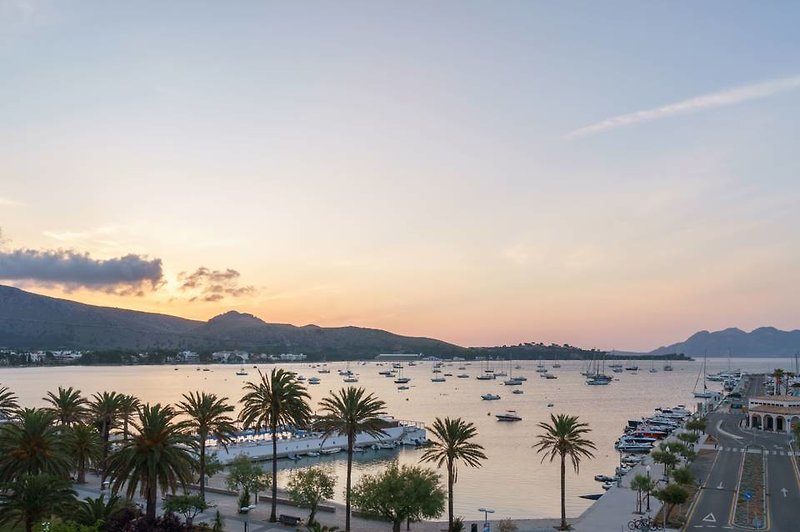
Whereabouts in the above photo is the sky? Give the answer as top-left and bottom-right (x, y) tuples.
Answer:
(1, 1), (799, 351)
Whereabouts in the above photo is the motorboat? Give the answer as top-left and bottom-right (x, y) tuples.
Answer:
(457, 374), (470, 378)
(431, 376), (446, 383)
(594, 474), (616, 483)
(504, 378), (523, 386)
(286, 453), (301, 461)
(476, 374), (495, 381)
(586, 376), (611, 385)
(296, 375), (306, 381)
(320, 447), (342, 455)
(512, 389), (524, 395)
(544, 374), (557, 379)
(235, 368), (248, 376)
(601, 482), (614, 490)
(495, 410), (522, 422)
(394, 376), (411, 384)
(615, 441), (653, 453)
(305, 451), (320, 457)
(343, 376), (359, 383)
(397, 385), (410, 390)
(481, 393), (501, 401)
(308, 377), (321, 385)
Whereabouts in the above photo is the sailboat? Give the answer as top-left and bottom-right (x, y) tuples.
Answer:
(649, 357), (658, 373)
(693, 351), (715, 398)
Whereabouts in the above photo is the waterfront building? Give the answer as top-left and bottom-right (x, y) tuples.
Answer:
(745, 395), (800, 433)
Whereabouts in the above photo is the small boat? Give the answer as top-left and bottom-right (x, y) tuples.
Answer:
(601, 482), (614, 490)
(343, 376), (359, 383)
(495, 410), (522, 422)
(305, 451), (320, 457)
(457, 374), (470, 378)
(286, 453), (301, 461)
(352, 446), (366, 453)
(397, 385), (410, 390)
(202, 368), (211, 372)
(320, 447), (342, 455)
(174, 368), (179, 371)
(512, 389), (524, 395)
(547, 402), (554, 407)
(663, 363), (673, 371)
(318, 368), (331, 374)
(481, 393), (501, 401)
(308, 377), (321, 384)
(235, 368), (248, 376)
(394, 376), (411, 384)
(504, 378), (523, 386)
(544, 374), (557, 379)
(431, 376), (446, 383)
(296, 375), (306, 381)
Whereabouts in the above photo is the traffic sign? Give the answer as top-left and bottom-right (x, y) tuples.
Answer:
(743, 490), (753, 501)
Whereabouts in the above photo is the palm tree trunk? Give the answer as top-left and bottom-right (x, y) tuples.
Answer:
(199, 437), (206, 501)
(346, 432), (354, 532)
(270, 424), (278, 522)
(78, 456), (86, 484)
(392, 520), (401, 532)
(100, 418), (109, 484)
(25, 516), (33, 532)
(447, 459), (454, 532)
(147, 483), (157, 520)
(560, 452), (567, 530)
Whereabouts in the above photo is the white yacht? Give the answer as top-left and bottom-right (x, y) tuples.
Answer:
(495, 410), (522, 422)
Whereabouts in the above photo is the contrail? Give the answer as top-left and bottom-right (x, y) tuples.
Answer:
(566, 75), (800, 138)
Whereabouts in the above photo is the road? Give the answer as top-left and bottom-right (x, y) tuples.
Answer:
(683, 375), (800, 531)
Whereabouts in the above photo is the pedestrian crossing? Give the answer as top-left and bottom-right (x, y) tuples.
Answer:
(717, 446), (799, 455)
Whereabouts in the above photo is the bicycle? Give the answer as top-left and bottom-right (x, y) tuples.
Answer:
(627, 516), (664, 530)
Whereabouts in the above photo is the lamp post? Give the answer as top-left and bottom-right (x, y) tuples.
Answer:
(478, 508), (495, 532)
(240, 504), (256, 532)
(645, 465), (651, 513)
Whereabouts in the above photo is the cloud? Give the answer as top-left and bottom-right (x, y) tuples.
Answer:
(567, 75), (800, 138)
(178, 267), (255, 302)
(0, 248), (163, 295)
(0, 197), (21, 207)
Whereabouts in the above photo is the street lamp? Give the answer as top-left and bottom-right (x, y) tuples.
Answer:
(478, 508), (495, 532)
(645, 465), (651, 513)
(240, 504), (256, 532)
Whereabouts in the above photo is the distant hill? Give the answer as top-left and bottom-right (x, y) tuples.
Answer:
(649, 327), (800, 357)
(0, 285), (465, 358)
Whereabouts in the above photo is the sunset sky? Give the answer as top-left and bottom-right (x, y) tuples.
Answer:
(2, 2), (799, 351)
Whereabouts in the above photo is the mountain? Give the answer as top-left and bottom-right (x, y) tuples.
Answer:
(649, 326), (800, 357)
(0, 285), (465, 357)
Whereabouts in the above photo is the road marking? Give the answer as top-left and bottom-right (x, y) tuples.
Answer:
(781, 488), (788, 497)
(717, 481), (724, 489)
(716, 420), (744, 440)
(703, 512), (717, 522)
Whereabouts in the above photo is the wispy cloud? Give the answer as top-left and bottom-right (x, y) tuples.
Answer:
(0, 197), (21, 207)
(567, 75), (800, 138)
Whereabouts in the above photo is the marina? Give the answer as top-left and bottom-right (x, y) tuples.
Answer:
(0, 356), (780, 520)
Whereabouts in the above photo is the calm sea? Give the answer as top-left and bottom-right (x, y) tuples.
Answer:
(0, 357), (789, 520)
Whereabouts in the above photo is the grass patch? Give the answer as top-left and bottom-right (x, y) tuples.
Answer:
(733, 447), (766, 528)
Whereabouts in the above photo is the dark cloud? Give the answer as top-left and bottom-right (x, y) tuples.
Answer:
(179, 267), (255, 302)
(0, 248), (163, 295)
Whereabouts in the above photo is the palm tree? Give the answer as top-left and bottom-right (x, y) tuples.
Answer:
(0, 385), (19, 421)
(44, 386), (89, 426)
(629, 473), (656, 514)
(773, 368), (784, 395)
(0, 408), (72, 483)
(0, 474), (77, 532)
(316, 387), (389, 532)
(66, 422), (103, 484)
(240, 368), (311, 522)
(74, 493), (127, 527)
(533, 413), (596, 531)
(177, 391), (237, 501)
(420, 417), (487, 532)
(90, 391), (123, 481)
(118, 394), (140, 441)
(105, 403), (196, 520)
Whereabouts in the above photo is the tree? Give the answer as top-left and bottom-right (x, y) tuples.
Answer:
(287, 466), (336, 526)
(654, 483), (688, 525)
(420, 417), (487, 532)
(792, 421), (800, 445)
(351, 462), (445, 532)
(163, 494), (209, 526)
(316, 387), (389, 532)
(45, 386), (89, 426)
(225, 454), (270, 509)
(773, 368), (784, 395)
(117, 394), (140, 441)
(239, 368), (311, 522)
(652, 448), (678, 479)
(105, 403), (196, 520)
(0, 385), (18, 421)
(677, 432), (699, 446)
(685, 417), (707, 435)
(73, 494), (128, 527)
(629, 474), (656, 514)
(533, 413), (596, 531)
(90, 391), (123, 480)
(671, 466), (694, 486)
(66, 423), (103, 484)
(0, 474), (77, 532)
(177, 391), (237, 501)
(0, 408), (71, 483)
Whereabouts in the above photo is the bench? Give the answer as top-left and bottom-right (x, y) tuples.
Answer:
(278, 514), (303, 526)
